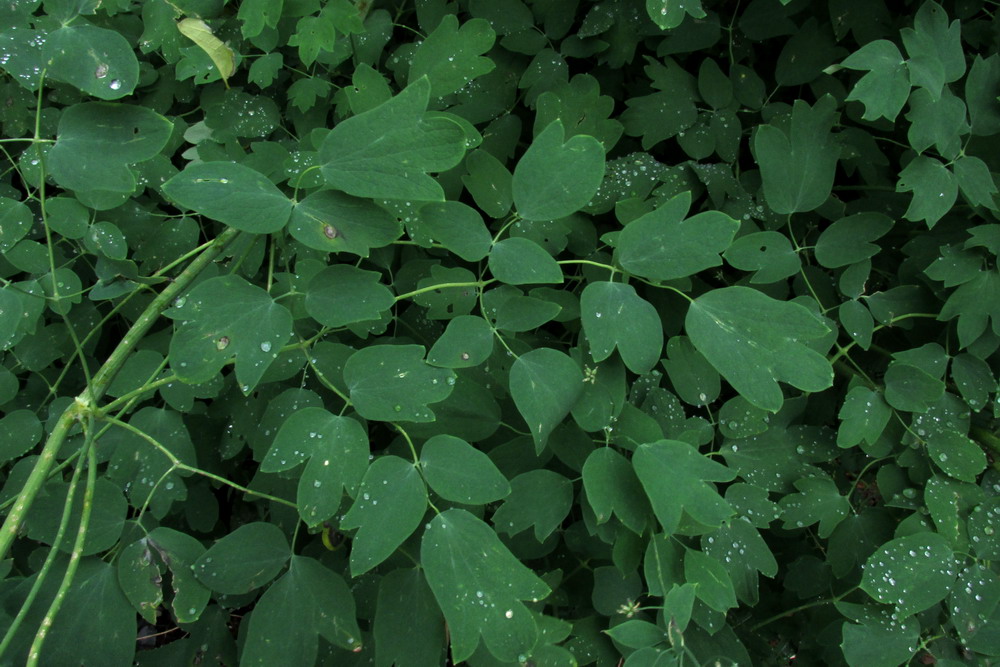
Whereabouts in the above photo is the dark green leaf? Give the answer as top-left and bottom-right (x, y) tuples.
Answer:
(581, 281), (663, 374)
(860, 533), (957, 616)
(193, 522), (289, 595)
(420, 434), (510, 504)
(421, 509), (550, 663)
(509, 348), (583, 450)
(44, 24), (138, 99)
(489, 237), (563, 285)
(492, 469), (573, 540)
(409, 15), (496, 97)
(305, 265), (395, 328)
(343, 345), (456, 422)
(342, 455), (427, 576)
(289, 189), (401, 257)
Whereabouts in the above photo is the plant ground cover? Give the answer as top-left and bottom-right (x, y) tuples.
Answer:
(1, 0), (1000, 664)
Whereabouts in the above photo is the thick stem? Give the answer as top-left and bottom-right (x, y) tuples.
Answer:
(0, 227), (241, 561)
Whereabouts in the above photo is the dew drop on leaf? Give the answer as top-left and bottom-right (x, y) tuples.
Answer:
(109, 79), (122, 90)
(216, 336), (230, 350)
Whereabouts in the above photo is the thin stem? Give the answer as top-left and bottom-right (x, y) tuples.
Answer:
(394, 281), (493, 302)
(0, 227), (241, 561)
(27, 442), (96, 667)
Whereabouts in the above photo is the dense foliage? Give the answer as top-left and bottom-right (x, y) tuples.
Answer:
(1, 0), (999, 664)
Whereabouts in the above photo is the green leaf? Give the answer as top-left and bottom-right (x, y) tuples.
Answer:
(193, 522), (290, 594)
(580, 281), (663, 374)
(646, 0), (706, 30)
(905, 87), (968, 158)
(582, 447), (651, 533)
(420, 434), (510, 504)
(754, 95), (839, 214)
(896, 155), (957, 228)
(0, 409), (41, 464)
(925, 430), (987, 483)
(900, 0), (965, 99)
(341, 455), (427, 576)
(953, 155), (999, 209)
(837, 386), (892, 448)
(512, 119), (605, 221)
(883, 361), (944, 413)
(305, 265), (395, 328)
(0, 197), (31, 252)
(237, 0), (283, 38)
(662, 336), (720, 407)
(840, 608), (919, 667)
(409, 14), (496, 97)
(421, 509), (550, 663)
(462, 149), (514, 219)
(489, 237), (563, 285)
(634, 440), (735, 533)
(778, 475), (850, 537)
(604, 619), (666, 648)
(969, 498), (1000, 559)
(48, 103), (173, 194)
(44, 24), (138, 99)
(723, 231), (800, 284)
(242, 556), (362, 664)
(494, 295), (562, 332)
(427, 315), (494, 368)
(145, 527), (211, 623)
(319, 77), (467, 201)
(492, 469), (573, 540)
(685, 287), (833, 412)
(702, 517), (778, 605)
(177, 18), (236, 83)
(509, 348), (583, 450)
(617, 193), (739, 281)
(841, 40), (910, 122)
(860, 533), (957, 616)
(939, 270), (1000, 348)
(684, 550), (737, 612)
(289, 190), (401, 257)
(163, 162), (292, 233)
(967, 54), (1000, 136)
(814, 213), (894, 268)
(416, 201), (492, 261)
(165, 275), (293, 392)
(374, 569), (446, 666)
(261, 408), (369, 525)
(343, 345), (456, 422)
(27, 478), (126, 556)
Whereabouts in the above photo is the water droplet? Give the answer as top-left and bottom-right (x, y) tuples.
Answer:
(216, 336), (230, 350)
(94, 63), (108, 79)
(109, 79), (122, 90)
(260, 341), (272, 352)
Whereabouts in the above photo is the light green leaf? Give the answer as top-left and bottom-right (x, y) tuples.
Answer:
(754, 95), (839, 214)
(860, 533), (957, 616)
(289, 190), (401, 257)
(341, 455), (427, 576)
(420, 434), (510, 504)
(163, 162), (292, 233)
(580, 281), (663, 374)
(837, 386), (892, 448)
(305, 265), (395, 328)
(44, 24), (138, 99)
(512, 119), (605, 221)
(662, 336), (720, 407)
(618, 193), (739, 281)
(193, 522), (289, 594)
(814, 212), (894, 268)
(343, 345), (456, 422)
(685, 287), (833, 412)
(243, 555), (362, 665)
(49, 103), (173, 194)
(897, 155), (957, 228)
(492, 469), (573, 541)
(165, 275), (293, 392)
(883, 361), (944, 413)
(841, 40), (910, 122)
(489, 237), (563, 285)
(421, 509), (550, 663)
(684, 550), (736, 612)
(778, 475), (850, 537)
(509, 348), (583, 450)
(417, 201), (493, 261)
(427, 315), (494, 368)
(646, 0), (706, 30)
(0, 197), (31, 252)
(926, 430), (987, 483)
(409, 14), (496, 97)
(723, 231), (801, 283)
(177, 18), (236, 83)
(634, 440), (735, 533)
(953, 155), (999, 209)
(261, 408), (369, 525)
(582, 447), (651, 533)
(319, 77), (467, 201)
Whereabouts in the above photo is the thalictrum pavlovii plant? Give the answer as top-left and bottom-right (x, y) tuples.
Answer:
(0, 0), (999, 665)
